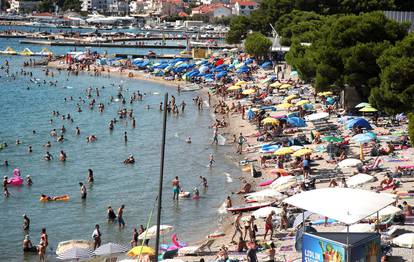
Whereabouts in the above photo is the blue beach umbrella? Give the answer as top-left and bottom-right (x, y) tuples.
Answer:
(287, 117), (307, 127)
(247, 109), (255, 120)
(351, 133), (375, 144)
(261, 61), (272, 69)
(346, 118), (372, 130)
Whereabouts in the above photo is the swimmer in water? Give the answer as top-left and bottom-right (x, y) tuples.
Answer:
(88, 169), (94, 183)
(59, 150), (66, 161)
(186, 137), (191, 143)
(28, 145), (32, 153)
(43, 141), (51, 148)
(26, 175), (33, 186)
(43, 151), (52, 161)
(208, 154), (215, 168)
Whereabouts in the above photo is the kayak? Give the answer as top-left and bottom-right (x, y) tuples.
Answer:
(259, 179), (275, 187)
(40, 195), (70, 202)
(179, 192), (191, 198)
(227, 202), (272, 213)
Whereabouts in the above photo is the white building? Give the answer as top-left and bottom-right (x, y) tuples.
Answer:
(9, 0), (38, 13)
(232, 1), (257, 16)
(81, 0), (110, 12)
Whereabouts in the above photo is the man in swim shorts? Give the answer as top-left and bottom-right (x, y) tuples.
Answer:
(118, 205), (125, 229)
(172, 176), (180, 200)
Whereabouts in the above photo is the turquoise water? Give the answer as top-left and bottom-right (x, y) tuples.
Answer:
(0, 54), (240, 260)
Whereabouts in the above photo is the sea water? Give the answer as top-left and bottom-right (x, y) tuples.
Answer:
(0, 55), (240, 261)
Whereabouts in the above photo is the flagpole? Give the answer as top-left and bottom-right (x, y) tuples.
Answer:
(155, 93), (168, 261)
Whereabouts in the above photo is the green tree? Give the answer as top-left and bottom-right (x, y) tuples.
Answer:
(244, 32), (272, 58)
(63, 0), (81, 11)
(369, 33), (414, 114)
(226, 16), (250, 44)
(38, 0), (55, 12)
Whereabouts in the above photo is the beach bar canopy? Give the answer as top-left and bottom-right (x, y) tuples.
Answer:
(283, 188), (395, 225)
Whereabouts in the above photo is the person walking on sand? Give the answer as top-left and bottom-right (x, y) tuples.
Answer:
(231, 212), (243, 243)
(264, 211), (275, 240)
(118, 205), (125, 229)
(237, 133), (246, 154)
(92, 224), (102, 250)
(172, 176), (180, 200)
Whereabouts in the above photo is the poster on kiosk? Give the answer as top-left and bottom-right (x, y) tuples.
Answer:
(302, 232), (381, 262)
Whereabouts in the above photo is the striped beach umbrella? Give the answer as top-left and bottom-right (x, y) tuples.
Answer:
(57, 247), (93, 260)
(93, 243), (129, 256)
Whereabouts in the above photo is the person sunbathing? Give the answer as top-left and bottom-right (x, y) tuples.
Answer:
(379, 175), (396, 190)
(380, 143), (394, 155)
(237, 181), (252, 194)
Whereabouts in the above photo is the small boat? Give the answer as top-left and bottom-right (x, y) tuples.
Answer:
(0, 47), (17, 55)
(227, 201), (273, 213)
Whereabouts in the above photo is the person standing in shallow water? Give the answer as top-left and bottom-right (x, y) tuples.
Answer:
(92, 224), (102, 250)
(79, 182), (87, 199)
(118, 205), (125, 229)
(88, 169), (94, 183)
(172, 176), (180, 200)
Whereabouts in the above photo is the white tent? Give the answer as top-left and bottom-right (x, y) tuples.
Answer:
(347, 173), (375, 188)
(283, 188), (395, 225)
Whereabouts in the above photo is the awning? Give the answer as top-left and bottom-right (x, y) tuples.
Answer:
(283, 188), (395, 225)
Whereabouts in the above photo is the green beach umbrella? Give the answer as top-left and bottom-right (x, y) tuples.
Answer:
(321, 136), (343, 143)
(355, 102), (371, 108)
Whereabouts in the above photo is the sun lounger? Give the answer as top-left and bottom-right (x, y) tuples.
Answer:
(362, 156), (383, 173)
(177, 239), (214, 256)
(404, 215), (414, 225)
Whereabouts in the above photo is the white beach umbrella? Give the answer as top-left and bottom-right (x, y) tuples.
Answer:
(369, 205), (402, 220)
(93, 243), (129, 256)
(338, 158), (362, 168)
(341, 223), (375, 233)
(270, 176), (297, 191)
(252, 206), (282, 218)
(347, 173), (375, 188)
(57, 247), (93, 260)
(138, 225), (173, 239)
(245, 189), (285, 202)
(392, 233), (414, 248)
(304, 112), (329, 121)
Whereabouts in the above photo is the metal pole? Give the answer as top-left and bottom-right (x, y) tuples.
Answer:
(346, 225), (349, 262)
(155, 93), (168, 261)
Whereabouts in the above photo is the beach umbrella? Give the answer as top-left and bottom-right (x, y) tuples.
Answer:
(56, 240), (92, 255)
(295, 100), (310, 106)
(242, 88), (256, 95)
(338, 158), (362, 168)
(346, 173), (375, 188)
(261, 61), (272, 69)
(279, 83), (292, 89)
(252, 207), (282, 218)
(284, 94), (298, 101)
(303, 103), (314, 111)
(276, 103), (293, 109)
(247, 109), (255, 120)
(290, 71), (298, 77)
(392, 233), (414, 248)
(262, 117), (279, 125)
(289, 145), (304, 151)
(235, 80), (247, 86)
(246, 189), (285, 202)
(346, 118), (372, 130)
(359, 106), (378, 112)
(287, 117), (306, 127)
(227, 85), (241, 91)
(342, 223), (375, 233)
(317, 91), (333, 96)
(138, 225), (173, 239)
(93, 243), (129, 256)
(293, 211), (312, 228)
(304, 112), (329, 121)
(270, 176), (297, 191)
(269, 82), (282, 88)
(355, 102), (371, 108)
(321, 136), (343, 143)
(292, 148), (313, 157)
(57, 247), (93, 260)
(351, 133), (375, 144)
(127, 246), (155, 256)
(274, 147), (294, 155)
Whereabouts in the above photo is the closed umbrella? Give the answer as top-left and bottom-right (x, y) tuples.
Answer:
(138, 225), (173, 239)
(93, 243), (129, 256)
(392, 233), (414, 248)
(252, 207), (282, 218)
(57, 247), (94, 260)
(127, 246), (155, 256)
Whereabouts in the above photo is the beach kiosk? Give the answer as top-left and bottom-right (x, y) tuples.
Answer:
(283, 188), (396, 262)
